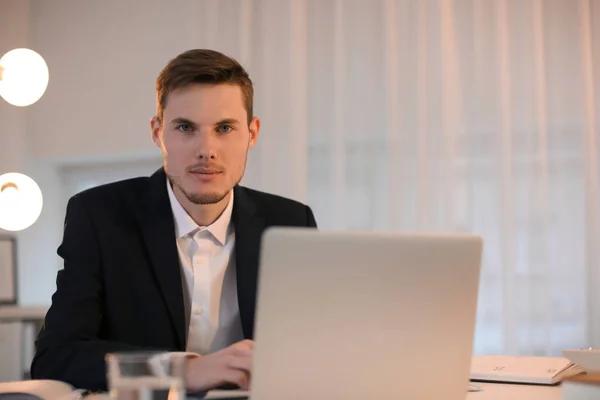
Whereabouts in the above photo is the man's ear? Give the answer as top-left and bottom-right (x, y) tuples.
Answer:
(151, 116), (162, 147)
(248, 117), (260, 149)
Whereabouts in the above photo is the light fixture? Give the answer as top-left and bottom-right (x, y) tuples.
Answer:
(0, 173), (43, 231)
(0, 48), (49, 107)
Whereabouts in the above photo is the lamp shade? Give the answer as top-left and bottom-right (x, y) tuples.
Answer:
(0, 48), (49, 107)
(0, 173), (43, 231)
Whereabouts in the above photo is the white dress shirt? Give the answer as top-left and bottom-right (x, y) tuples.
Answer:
(167, 181), (244, 355)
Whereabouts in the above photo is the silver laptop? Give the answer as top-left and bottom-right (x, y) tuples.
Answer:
(250, 228), (482, 400)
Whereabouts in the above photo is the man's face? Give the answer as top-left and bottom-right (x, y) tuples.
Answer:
(152, 83), (259, 205)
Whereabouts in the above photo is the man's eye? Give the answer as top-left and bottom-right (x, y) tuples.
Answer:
(217, 125), (233, 134)
(177, 124), (193, 132)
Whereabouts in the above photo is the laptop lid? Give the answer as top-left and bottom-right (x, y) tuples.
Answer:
(250, 228), (482, 400)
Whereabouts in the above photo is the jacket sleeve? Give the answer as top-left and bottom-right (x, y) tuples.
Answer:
(305, 205), (318, 228)
(30, 195), (160, 391)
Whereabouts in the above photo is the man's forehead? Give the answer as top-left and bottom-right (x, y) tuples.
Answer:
(167, 83), (244, 103)
(163, 84), (246, 121)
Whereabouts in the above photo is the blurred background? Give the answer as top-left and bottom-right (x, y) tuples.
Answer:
(1, 0), (599, 380)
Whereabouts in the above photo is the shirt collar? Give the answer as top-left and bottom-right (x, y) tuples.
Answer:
(166, 179), (234, 245)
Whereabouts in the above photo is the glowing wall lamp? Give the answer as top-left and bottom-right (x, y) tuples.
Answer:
(0, 173), (43, 232)
(0, 48), (49, 107)
(0, 49), (48, 231)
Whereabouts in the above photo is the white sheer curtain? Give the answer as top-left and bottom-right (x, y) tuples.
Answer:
(62, 0), (600, 356)
(196, 0), (600, 356)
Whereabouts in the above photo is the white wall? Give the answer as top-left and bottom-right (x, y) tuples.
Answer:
(0, 0), (29, 174)
(27, 0), (207, 160)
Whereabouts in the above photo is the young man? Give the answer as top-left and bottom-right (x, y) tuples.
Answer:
(31, 49), (317, 392)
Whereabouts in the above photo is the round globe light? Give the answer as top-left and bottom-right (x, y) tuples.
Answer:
(0, 48), (49, 107)
(0, 173), (43, 231)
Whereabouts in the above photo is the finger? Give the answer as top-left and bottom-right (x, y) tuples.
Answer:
(215, 342), (251, 358)
(233, 339), (254, 351)
(223, 369), (250, 390)
(226, 354), (253, 373)
(231, 346), (253, 358)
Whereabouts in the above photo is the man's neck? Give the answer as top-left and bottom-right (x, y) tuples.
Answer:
(173, 186), (231, 227)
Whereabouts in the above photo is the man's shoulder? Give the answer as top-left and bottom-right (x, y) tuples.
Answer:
(70, 176), (151, 207)
(235, 185), (316, 227)
(236, 186), (308, 210)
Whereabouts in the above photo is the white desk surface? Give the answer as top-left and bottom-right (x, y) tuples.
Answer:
(468, 382), (560, 399)
(204, 382), (561, 399)
(0, 381), (562, 400)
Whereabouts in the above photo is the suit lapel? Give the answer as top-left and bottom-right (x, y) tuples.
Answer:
(136, 168), (186, 349)
(232, 186), (265, 339)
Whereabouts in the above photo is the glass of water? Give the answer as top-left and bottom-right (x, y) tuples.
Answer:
(106, 352), (186, 400)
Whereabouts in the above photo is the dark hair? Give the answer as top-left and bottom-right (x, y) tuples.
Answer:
(156, 49), (254, 123)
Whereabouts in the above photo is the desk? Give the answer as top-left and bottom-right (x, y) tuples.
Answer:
(468, 382), (561, 399)
(204, 383), (562, 399)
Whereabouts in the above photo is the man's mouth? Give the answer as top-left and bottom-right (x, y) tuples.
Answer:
(189, 168), (223, 181)
(189, 166), (223, 174)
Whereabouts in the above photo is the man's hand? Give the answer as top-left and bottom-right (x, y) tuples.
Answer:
(185, 339), (254, 393)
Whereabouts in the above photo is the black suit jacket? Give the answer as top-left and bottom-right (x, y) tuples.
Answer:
(30, 168), (317, 390)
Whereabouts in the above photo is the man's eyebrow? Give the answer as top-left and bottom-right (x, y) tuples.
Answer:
(215, 118), (241, 125)
(170, 117), (198, 126)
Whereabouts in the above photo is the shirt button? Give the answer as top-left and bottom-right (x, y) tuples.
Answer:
(194, 306), (203, 315)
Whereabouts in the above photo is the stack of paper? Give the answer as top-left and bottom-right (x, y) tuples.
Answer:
(470, 355), (583, 385)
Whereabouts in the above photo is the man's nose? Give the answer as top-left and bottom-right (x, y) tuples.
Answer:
(194, 132), (217, 159)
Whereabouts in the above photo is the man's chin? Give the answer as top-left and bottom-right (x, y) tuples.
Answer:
(186, 190), (229, 205)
